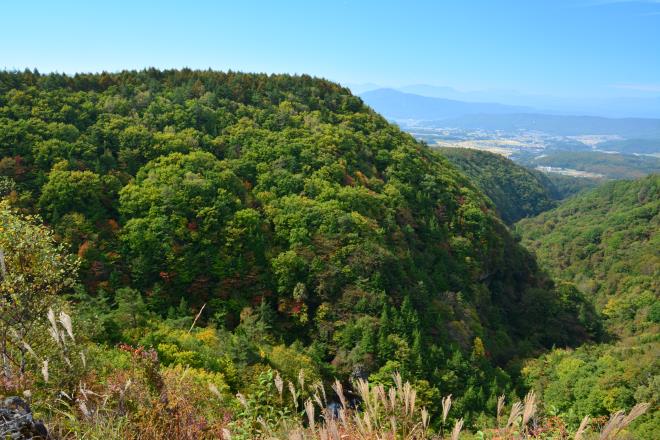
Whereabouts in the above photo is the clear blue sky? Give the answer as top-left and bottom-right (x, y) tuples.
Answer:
(1, 0), (659, 98)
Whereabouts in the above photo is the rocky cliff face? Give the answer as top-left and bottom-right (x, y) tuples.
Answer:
(0, 397), (49, 439)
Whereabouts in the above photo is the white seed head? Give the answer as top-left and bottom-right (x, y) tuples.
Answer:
(41, 360), (49, 383)
(59, 311), (75, 342)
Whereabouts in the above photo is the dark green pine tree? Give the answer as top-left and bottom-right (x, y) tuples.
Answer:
(358, 323), (377, 358)
(377, 305), (393, 362)
(400, 296), (419, 332)
(410, 328), (424, 375)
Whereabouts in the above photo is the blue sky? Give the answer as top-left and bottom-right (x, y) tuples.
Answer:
(1, 0), (659, 99)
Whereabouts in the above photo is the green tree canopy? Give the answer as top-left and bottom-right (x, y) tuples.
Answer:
(119, 151), (245, 292)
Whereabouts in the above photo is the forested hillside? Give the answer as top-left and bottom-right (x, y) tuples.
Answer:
(436, 148), (560, 223)
(542, 172), (601, 199)
(517, 175), (659, 336)
(0, 69), (615, 438)
(517, 175), (659, 438)
(518, 151), (660, 180)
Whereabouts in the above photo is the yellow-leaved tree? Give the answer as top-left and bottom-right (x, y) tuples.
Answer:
(0, 200), (78, 384)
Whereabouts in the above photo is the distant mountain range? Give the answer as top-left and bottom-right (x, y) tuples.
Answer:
(359, 88), (660, 139)
(352, 84), (660, 119)
(439, 113), (660, 138)
(360, 88), (533, 120)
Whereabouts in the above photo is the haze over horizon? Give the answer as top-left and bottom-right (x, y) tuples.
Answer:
(354, 84), (660, 119)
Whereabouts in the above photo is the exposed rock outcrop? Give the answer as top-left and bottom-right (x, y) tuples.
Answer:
(0, 397), (49, 439)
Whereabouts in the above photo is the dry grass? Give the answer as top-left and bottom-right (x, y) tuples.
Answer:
(233, 372), (437, 440)
(598, 403), (650, 440)
(33, 364), (652, 440)
(575, 415), (591, 440)
(7, 313), (651, 440)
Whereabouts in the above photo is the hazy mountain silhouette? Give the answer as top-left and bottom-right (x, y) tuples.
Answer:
(360, 88), (532, 120)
